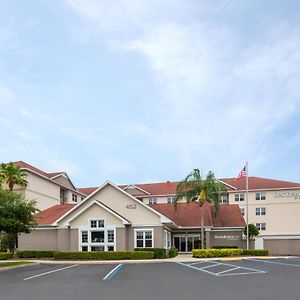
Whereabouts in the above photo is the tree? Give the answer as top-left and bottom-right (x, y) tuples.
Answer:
(244, 224), (259, 241)
(0, 162), (28, 191)
(174, 169), (226, 249)
(0, 188), (39, 251)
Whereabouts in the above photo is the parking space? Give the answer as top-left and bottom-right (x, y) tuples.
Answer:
(177, 259), (266, 276)
(0, 258), (300, 300)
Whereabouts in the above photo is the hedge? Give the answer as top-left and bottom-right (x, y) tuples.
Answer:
(16, 251), (55, 258)
(212, 246), (238, 249)
(168, 247), (178, 258)
(134, 248), (167, 259)
(54, 251), (154, 260)
(242, 249), (269, 256)
(0, 252), (13, 260)
(192, 248), (243, 258)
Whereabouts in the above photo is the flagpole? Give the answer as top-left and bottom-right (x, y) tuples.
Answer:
(246, 161), (249, 250)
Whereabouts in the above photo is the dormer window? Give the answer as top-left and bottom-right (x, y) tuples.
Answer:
(72, 194), (78, 203)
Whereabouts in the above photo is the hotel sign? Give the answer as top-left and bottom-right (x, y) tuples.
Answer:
(214, 234), (239, 241)
(274, 192), (300, 200)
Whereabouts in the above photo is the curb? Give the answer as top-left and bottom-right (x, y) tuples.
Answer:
(0, 262), (35, 271)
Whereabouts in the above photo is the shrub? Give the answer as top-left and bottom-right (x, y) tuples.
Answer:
(134, 248), (167, 259)
(192, 248), (243, 258)
(212, 246), (238, 249)
(53, 251), (154, 260)
(16, 250), (55, 258)
(0, 252), (13, 260)
(168, 247), (178, 258)
(242, 249), (269, 256)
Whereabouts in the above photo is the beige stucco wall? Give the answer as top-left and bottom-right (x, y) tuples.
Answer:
(52, 175), (74, 190)
(228, 189), (300, 236)
(69, 203), (123, 227)
(126, 226), (165, 250)
(116, 227), (127, 250)
(19, 230), (58, 250)
(264, 239), (300, 255)
(61, 184), (162, 226)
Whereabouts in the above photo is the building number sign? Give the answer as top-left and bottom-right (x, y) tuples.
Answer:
(126, 204), (136, 209)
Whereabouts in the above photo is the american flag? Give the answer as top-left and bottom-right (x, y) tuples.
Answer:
(235, 166), (247, 180)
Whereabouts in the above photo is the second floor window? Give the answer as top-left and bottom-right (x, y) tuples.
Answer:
(90, 219), (105, 228)
(167, 197), (174, 204)
(149, 198), (157, 205)
(72, 194), (77, 202)
(235, 193), (245, 202)
(220, 195), (228, 204)
(256, 223), (266, 231)
(256, 207), (266, 215)
(256, 192), (266, 201)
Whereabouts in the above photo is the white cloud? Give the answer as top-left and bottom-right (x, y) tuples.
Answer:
(66, 1), (300, 176)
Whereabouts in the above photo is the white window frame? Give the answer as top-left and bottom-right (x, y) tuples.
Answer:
(220, 195), (228, 204)
(148, 198), (157, 205)
(235, 193), (245, 202)
(256, 207), (266, 216)
(256, 192), (266, 201)
(134, 228), (154, 248)
(256, 223), (266, 231)
(79, 218), (116, 251)
(72, 193), (78, 203)
(167, 197), (174, 204)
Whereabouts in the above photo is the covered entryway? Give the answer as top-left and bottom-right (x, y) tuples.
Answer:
(173, 234), (204, 252)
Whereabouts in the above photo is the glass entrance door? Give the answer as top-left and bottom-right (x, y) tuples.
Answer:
(174, 235), (205, 252)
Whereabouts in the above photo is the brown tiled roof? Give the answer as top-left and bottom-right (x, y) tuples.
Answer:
(35, 204), (75, 225)
(151, 202), (245, 228)
(14, 161), (52, 178)
(78, 187), (98, 195)
(220, 177), (300, 191)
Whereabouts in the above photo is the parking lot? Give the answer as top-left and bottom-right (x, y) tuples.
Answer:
(1, 258), (300, 300)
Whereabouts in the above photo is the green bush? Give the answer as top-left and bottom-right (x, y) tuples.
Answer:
(212, 246), (238, 249)
(192, 248), (243, 258)
(168, 247), (178, 258)
(242, 249), (269, 256)
(0, 252), (13, 260)
(54, 251), (154, 260)
(134, 248), (167, 259)
(16, 250), (55, 258)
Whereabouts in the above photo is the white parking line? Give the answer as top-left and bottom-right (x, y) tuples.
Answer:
(201, 263), (222, 269)
(188, 261), (208, 266)
(245, 258), (300, 268)
(216, 267), (240, 275)
(24, 265), (78, 281)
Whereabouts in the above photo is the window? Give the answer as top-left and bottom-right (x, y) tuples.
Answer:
(235, 194), (245, 202)
(149, 198), (157, 205)
(256, 192), (266, 201)
(81, 231), (88, 243)
(240, 208), (245, 216)
(256, 207), (266, 215)
(220, 195), (228, 204)
(107, 246), (114, 251)
(91, 231), (105, 243)
(256, 223), (266, 230)
(107, 230), (114, 243)
(72, 194), (78, 203)
(135, 230), (153, 248)
(81, 246), (88, 252)
(90, 219), (105, 228)
(167, 197), (174, 204)
(91, 246), (105, 251)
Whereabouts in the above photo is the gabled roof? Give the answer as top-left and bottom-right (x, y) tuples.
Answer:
(13, 161), (85, 195)
(150, 203), (245, 228)
(53, 181), (173, 226)
(35, 204), (75, 225)
(220, 177), (300, 191)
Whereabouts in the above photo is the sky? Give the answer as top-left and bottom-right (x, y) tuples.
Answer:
(0, 0), (300, 187)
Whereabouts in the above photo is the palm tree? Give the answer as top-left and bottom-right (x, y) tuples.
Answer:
(0, 162), (28, 191)
(174, 169), (225, 249)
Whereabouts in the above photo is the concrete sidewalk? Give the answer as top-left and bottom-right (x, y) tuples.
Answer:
(7, 254), (292, 265)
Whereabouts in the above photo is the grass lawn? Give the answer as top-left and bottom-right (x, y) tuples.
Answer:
(0, 261), (33, 268)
